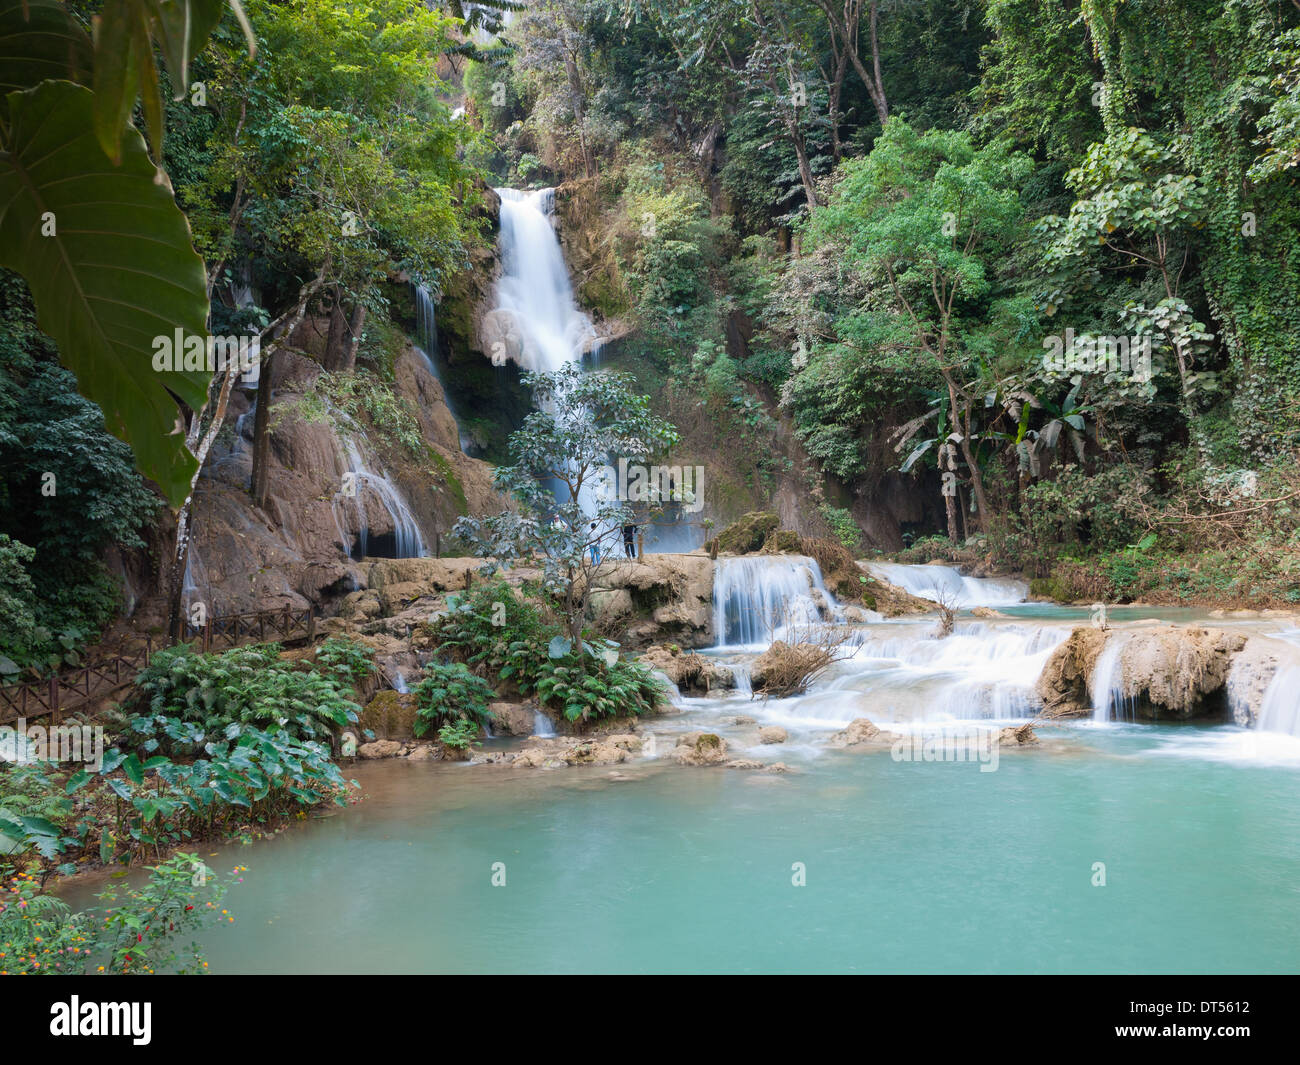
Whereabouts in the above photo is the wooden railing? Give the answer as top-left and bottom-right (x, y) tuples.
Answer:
(0, 606), (316, 726)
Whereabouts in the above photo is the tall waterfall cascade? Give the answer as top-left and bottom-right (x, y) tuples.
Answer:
(491, 188), (597, 372)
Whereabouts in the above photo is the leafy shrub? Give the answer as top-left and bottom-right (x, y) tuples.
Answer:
(312, 635), (376, 686)
(819, 506), (863, 552)
(75, 724), (350, 863)
(412, 662), (496, 736)
(425, 579), (665, 722)
(0, 854), (227, 975)
(436, 719), (483, 751)
(425, 580), (552, 692)
(0, 762), (80, 878)
(133, 643), (361, 753)
(0, 535), (39, 674)
(534, 655), (665, 723)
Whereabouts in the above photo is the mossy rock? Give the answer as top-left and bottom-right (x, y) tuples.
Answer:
(710, 511), (780, 554)
(359, 690), (420, 740)
(763, 529), (803, 553)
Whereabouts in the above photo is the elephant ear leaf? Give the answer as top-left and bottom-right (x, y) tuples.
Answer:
(0, 80), (210, 506)
(0, 0), (95, 93)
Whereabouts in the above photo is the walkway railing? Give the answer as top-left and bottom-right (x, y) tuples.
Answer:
(0, 606), (316, 726)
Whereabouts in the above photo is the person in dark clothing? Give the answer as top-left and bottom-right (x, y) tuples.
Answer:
(622, 523), (637, 559)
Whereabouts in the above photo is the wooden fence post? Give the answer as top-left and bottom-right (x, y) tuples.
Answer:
(49, 675), (59, 726)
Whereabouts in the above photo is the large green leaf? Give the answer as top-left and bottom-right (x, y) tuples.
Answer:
(0, 0), (94, 94)
(0, 80), (210, 505)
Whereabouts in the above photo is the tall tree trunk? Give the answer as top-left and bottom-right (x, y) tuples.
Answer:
(323, 292), (347, 371)
(343, 303), (366, 372)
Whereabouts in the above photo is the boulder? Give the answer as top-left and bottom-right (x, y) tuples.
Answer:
(358, 740), (404, 759)
(995, 724), (1039, 746)
(406, 744), (440, 761)
(637, 644), (735, 694)
(1035, 627), (1110, 718)
(359, 690), (420, 740)
(758, 726), (788, 744)
(670, 732), (728, 766)
(562, 741), (627, 766)
(830, 718), (901, 748)
(1038, 625), (1246, 720)
(488, 701), (537, 737)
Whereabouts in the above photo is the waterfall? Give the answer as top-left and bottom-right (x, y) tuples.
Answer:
(1089, 634), (1132, 722)
(867, 562), (1028, 608)
(532, 710), (557, 738)
(411, 282), (472, 453)
(491, 188), (596, 372)
(336, 438), (426, 559)
(712, 555), (841, 648)
(1256, 666), (1300, 737)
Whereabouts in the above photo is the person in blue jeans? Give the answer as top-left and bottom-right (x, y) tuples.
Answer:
(589, 522), (600, 563)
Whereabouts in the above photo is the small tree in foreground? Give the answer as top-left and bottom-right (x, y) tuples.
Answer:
(453, 364), (679, 664)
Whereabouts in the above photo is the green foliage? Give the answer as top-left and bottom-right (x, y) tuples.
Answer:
(312, 635), (375, 686)
(819, 505), (863, 552)
(435, 718), (484, 751)
(534, 654), (664, 723)
(0, 536), (39, 674)
(412, 661), (496, 735)
(0, 274), (161, 669)
(0, 854), (229, 974)
(132, 643), (360, 753)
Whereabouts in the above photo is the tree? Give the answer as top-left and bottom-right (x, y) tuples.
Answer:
(805, 120), (1032, 534)
(453, 365), (679, 658)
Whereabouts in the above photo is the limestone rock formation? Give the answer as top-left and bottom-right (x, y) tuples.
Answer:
(637, 644), (735, 694)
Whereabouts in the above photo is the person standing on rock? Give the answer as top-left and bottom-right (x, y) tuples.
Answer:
(623, 522), (637, 559)
(589, 521), (601, 564)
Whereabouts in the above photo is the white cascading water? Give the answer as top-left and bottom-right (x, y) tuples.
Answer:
(336, 438), (426, 558)
(491, 188), (597, 372)
(713, 556), (842, 648)
(867, 562), (1028, 607)
(1089, 633), (1132, 722)
(1256, 666), (1300, 737)
(412, 283), (473, 446)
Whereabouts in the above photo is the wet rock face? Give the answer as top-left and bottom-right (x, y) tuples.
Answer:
(1036, 627), (1110, 718)
(637, 644), (735, 694)
(187, 344), (501, 620)
(1038, 625), (1248, 721)
(592, 554), (715, 649)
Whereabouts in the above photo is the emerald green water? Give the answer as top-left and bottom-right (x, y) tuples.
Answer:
(163, 723), (1299, 974)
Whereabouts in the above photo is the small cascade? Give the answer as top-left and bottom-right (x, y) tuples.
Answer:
(1089, 634), (1132, 722)
(391, 669), (410, 694)
(180, 541), (205, 623)
(1256, 666), (1300, 737)
(868, 562), (1028, 607)
(491, 188), (597, 372)
(712, 555), (842, 647)
(532, 710), (557, 738)
(336, 438), (426, 559)
(411, 283), (472, 453)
